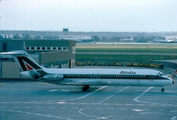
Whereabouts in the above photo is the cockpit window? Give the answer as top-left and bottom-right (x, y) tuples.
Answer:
(158, 72), (164, 76)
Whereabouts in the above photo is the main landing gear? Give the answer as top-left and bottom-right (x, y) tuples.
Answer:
(82, 85), (90, 91)
(161, 88), (165, 92)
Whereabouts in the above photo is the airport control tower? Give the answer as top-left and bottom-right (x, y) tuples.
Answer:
(63, 28), (69, 35)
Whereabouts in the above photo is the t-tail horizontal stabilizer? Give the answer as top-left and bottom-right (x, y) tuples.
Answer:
(0, 50), (47, 79)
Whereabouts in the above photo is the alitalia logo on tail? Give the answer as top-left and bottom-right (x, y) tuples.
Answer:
(24, 61), (34, 71)
(16, 56), (41, 71)
(16, 56), (46, 79)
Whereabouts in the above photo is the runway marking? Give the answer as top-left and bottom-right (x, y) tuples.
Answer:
(120, 108), (126, 110)
(79, 108), (108, 119)
(119, 115), (126, 120)
(134, 86), (154, 104)
(69, 103), (76, 105)
(24, 107), (31, 109)
(97, 86), (130, 104)
(0, 83), (5, 86)
(171, 110), (177, 112)
(103, 103), (110, 105)
(57, 102), (66, 104)
(36, 107), (43, 109)
(13, 107), (19, 108)
(139, 112), (153, 114)
(1, 101), (177, 107)
(0, 107), (6, 108)
(133, 86), (177, 107)
(171, 116), (176, 120)
(49, 89), (60, 92)
(2, 106), (177, 111)
(79, 107), (124, 119)
(48, 107), (55, 109)
(0, 108), (73, 120)
(60, 86), (108, 102)
(80, 103), (87, 105)
(132, 109), (150, 112)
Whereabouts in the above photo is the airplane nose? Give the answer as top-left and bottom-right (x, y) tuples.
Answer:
(172, 80), (175, 84)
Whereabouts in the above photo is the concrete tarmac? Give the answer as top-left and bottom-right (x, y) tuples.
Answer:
(0, 68), (177, 120)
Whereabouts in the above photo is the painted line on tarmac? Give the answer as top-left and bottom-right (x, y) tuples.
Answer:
(134, 87), (154, 104)
(58, 86), (108, 102)
(134, 87), (177, 107)
(0, 83), (5, 86)
(171, 116), (176, 120)
(97, 86), (130, 104)
(0, 108), (73, 120)
(79, 108), (109, 119)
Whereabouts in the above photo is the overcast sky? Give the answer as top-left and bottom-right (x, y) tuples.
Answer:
(0, 0), (177, 32)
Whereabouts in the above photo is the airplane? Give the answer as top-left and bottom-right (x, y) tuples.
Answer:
(153, 39), (177, 43)
(59, 35), (93, 42)
(0, 50), (175, 92)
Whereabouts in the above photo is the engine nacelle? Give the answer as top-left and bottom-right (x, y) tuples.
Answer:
(41, 74), (64, 81)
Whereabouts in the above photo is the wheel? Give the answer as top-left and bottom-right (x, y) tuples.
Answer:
(82, 85), (90, 91)
(82, 87), (87, 91)
(161, 88), (165, 92)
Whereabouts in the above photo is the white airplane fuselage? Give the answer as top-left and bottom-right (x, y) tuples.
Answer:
(21, 68), (173, 87)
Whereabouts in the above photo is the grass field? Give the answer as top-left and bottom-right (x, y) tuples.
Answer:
(76, 43), (177, 60)
(76, 54), (174, 61)
(76, 44), (177, 53)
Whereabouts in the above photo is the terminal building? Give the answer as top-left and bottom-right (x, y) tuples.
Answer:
(0, 40), (76, 78)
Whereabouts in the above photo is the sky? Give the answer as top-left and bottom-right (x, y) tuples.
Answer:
(0, 0), (177, 32)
